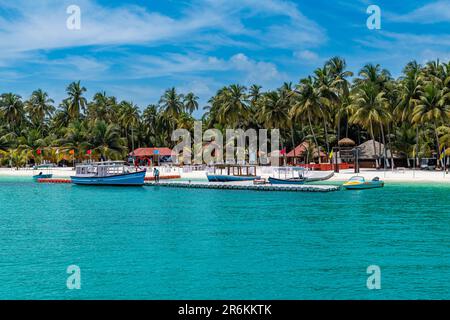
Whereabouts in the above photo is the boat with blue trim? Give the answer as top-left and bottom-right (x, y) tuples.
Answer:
(33, 173), (53, 180)
(343, 176), (384, 190)
(268, 176), (305, 185)
(71, 161), (146, 186)
(206, 164), (260, 182)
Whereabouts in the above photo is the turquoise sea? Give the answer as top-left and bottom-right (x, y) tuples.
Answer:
(1, 176), (450, 299)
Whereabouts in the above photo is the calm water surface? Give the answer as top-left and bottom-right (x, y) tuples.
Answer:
(1, 176), (450, 299)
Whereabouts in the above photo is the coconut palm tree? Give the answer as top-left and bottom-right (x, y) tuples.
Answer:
(25, 89), (55, 129)
(258, 90), (290, 129)
(215, 84), (250, 128)
(412, 84), (450, 162)
(66, 81), (87, 120)
(159, 87), (184, 118)
(0, 93), (25, 133)
(290, 77), (328, 157)
(249, 84), (262, 107)
(17, 129), (47, 165)
(118, 101), (140, 152)
(89, 120), (126, 160)
(59, 121), (89, 161)
(350, 83), (390, 168)
(326, 57), (353, 143)
(183, 92), (199, 114)
(87, 92), (116, 123)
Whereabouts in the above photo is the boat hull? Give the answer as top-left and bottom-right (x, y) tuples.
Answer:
(33, 174), (53, 180)
(206, 174), (260, 182)
(268, 177), (306, 185)
(70, 170), (146, 186)
(304, 172), (334, 182)
(343, 181), (384, 190)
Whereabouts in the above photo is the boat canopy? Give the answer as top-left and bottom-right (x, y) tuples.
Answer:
(348, 176), (365, 182)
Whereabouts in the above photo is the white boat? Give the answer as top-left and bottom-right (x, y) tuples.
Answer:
(71, 161), (146, 186)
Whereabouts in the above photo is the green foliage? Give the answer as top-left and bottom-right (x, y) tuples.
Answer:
(0, 58), (450, 168)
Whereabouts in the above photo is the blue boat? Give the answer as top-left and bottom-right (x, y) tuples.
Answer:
(33, 173), (53, 180)
(207, 174), (261, 182)
(268, 177), (305, 185)
(206, 164), (260, 182)
(343, 176), (384, 190)
(71, 161), (146, 186)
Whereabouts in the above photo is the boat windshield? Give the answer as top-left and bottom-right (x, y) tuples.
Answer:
(349, 176), (365, 182)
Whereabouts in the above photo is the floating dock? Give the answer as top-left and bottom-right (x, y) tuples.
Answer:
(145, 181), (340, 192)
(37, 175), (181, 184)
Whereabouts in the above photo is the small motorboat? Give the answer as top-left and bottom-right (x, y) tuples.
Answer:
(268, 177), (305, 185)
(343, 176), (384, 190)
(33, 172), (53, 180)
(71, 161), (146, 186)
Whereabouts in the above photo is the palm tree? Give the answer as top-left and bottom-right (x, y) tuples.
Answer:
(395, 61), (423, 164)
(258, 90), (290, 129)
(25, 89), (55, 129)
(355, 63), (391, 90)
(183, 92), (199, 114)
(314, 65), (336, 153)
(290, 77), (328, 159)
(326, 57), (353, 143)
(412, 84), (450, 163)
(17, 128), (46, 165)
(159, 87), (184, 118)
(52, 99), (72, 131)
(249, 84), (262, 107)
(350, 83), (390, 168)
(89, 120), (126, 160)
(66, 81), (87, 120)
(59, 121), (89, 161)
(215, 84), (250, 128)
(118, 101), (140, 152)
(0, 93), (25, 133)
(87, 91), (115, 123)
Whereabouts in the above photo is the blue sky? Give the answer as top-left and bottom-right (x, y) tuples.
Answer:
(0, 0), (449, 117)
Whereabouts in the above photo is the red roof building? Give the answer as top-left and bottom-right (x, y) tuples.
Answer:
(130, 148), (174, 166)
(286, 142), (327, 164)
(130, 147), (174, 157)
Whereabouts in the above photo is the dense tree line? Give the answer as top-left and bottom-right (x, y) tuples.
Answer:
(0, 57), (449, 167)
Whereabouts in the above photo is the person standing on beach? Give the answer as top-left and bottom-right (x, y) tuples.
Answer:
(153, 168), (160, 183)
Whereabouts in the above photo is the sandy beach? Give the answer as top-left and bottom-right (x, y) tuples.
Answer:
(1, 166), (450, 183)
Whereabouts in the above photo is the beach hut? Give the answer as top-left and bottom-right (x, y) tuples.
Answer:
(286, 142), (327, 165)
(338, 138), (356, 163)
(131, 147), (174, 166)
(356, 140), (406, 168)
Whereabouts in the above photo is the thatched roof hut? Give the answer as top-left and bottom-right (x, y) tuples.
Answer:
(338, 138), (356, 147)
(357, 140), (392, 159)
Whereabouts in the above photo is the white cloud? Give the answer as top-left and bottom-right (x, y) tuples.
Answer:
(293, 50), (320, 62)
(0, 0), (326, 62)
(387, 1), (450, 24)
(229, 53), (283, 84)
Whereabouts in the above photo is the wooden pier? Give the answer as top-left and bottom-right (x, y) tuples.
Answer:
(145, 181), (340, 192)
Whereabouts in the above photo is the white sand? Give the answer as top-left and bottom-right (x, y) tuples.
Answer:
(1, 166), (449, 183)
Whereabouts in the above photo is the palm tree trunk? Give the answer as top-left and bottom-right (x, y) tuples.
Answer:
(337, 111), (341, 144)
(380, 123), (387, 169)
(387, 123), (395, 171)
(290, 124), (296, 160)
(323, 118), (330, 154)
(307, 112), (319, 164)
(370, 120), (379, 168)
(434, 121), (442, 167)
(415, 126), (420, 166)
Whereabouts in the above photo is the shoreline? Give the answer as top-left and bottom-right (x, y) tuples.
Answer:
(1, 167), (450, 184)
